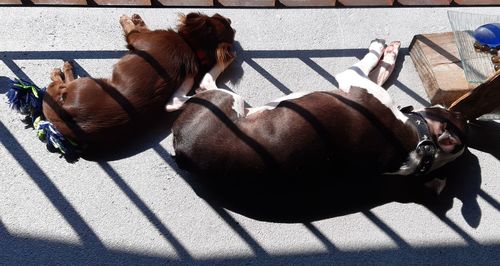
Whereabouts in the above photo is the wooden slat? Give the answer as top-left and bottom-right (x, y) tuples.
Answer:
(454, 0), (500, 5)
(0, 0), (22, 3)
(217, 0), (275, 6)
(157, 0), (213, 5)
(279, 0), (336, 6)
(398, 0), (452, 5)
(2, 0), (500, 6)
(339, 0), (394, 5)
(31, 0), (87, 4)
(92, 0), (151, 5)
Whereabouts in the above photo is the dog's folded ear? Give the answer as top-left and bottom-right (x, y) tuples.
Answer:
(216, 43), (235, 66)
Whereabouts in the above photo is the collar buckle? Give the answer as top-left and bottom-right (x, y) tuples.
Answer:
(407, 112), (438, 176)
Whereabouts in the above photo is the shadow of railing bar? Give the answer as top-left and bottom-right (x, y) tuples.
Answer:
(2, 58), (33, 82)
(1, 51), (126, 60)
(243, 49), (365, 59)
(416, 37), (459, 63)
(299, 57), (339, 87)
(1, 48), (409, 61)
(98, 161), (193, 261)
(244, 58), (293, 95)
(0, 121), (105, 249)
(1, 49), (339, 62)
(242, 48), (408, 59)
(392, 80), (430, 107)
(70, 60), (92, 78)
(363, 210), (412, 249)
(303, 223), (337, 252)
(207, 204), (269, 256)
(478, 189), (500, 211)
(436, 215), (479, 246)
(152, 145), (269, 257)
(0, 219), (10, 237)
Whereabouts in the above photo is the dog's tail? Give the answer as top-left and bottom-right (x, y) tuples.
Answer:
(7, 78), (79, 162)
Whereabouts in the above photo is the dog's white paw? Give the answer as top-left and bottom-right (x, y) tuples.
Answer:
(199, 74), (218, 91)
(166, 96), (190, 112)
(369, 39), (386, 55)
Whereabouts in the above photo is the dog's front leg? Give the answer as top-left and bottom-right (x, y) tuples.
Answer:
(165, 76), (195, 112)
(165, 61), (227, 112)
(198, 57), (235, 92)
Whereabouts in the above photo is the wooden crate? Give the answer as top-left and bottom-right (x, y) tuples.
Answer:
(409, 32), (477, 107)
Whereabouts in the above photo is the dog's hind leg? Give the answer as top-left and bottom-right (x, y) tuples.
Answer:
(63, 61), (75, 84)
(335, 39), (386, 91)
(369, 41), (401, 87)
(120, 15), (136, 36)
(353, 39), (386, 77)
(50, 68), (64, 82)
(335, 39), (407, 123)
(120, 14), (149, 34)
(131, 14), (149, 32)
(120, 14), (151, 50)
(48, 68), (68, 104)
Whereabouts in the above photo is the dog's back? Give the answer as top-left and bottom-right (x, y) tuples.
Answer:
(173, 87), (416, 180)
(43, 29), (197, 146)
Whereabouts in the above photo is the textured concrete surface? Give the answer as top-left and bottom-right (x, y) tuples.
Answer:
(0, 6), (499, 265)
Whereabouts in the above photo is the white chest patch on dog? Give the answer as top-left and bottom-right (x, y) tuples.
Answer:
(211, 88), (246, 118)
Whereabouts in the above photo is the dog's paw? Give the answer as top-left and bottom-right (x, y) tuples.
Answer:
(199, 74), (218, 91)
(166, 96), (190, 112)
(131, 14), (145, 26)
(195, 87), (208, 94)
(119, 14), (131, 24)
(50, 68), (63, 81)
(63, 61), (73, 72)
(369, 38), (386, 54)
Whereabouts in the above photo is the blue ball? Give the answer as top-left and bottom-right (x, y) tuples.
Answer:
(473, 23), (500, 47)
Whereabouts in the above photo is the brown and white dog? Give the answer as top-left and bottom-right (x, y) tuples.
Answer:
(42, 13), (235, 159)
(170, 39), (467, 192)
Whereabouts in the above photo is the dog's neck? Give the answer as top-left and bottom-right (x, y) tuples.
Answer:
(389, 112), (438, 176)
(179, 33), (213, 68)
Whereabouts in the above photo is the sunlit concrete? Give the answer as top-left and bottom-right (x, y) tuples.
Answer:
(0, 6), (499, 264)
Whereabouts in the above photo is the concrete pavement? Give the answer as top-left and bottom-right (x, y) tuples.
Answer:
(0, 6), (499, 264)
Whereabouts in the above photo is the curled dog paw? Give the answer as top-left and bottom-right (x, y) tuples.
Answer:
(131, 14), (145, 26)
(369, 38), (386, 55)
(119, 15), (131, 25)
(63, 61), (73, 72)
(50, 68), (63, 82)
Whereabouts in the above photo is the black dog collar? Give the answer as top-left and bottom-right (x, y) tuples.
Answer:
(406, 112), (437, 176)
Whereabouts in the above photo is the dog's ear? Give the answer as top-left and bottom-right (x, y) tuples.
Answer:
(178, 12), (212, 36)
(216, 42), (235, 66)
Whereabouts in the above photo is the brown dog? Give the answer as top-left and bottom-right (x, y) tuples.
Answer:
(40, 13), (235, 160)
